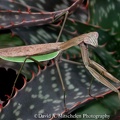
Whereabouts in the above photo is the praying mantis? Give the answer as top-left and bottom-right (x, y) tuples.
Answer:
(0, 9), (120, 111)
(0, 31), (120, 111)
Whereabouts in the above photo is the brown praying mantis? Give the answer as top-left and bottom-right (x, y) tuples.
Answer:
(0, 31), (120, 111)
(0, 10), (120, 111)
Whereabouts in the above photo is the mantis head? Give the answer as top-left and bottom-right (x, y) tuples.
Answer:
(83, 32), (99, 47)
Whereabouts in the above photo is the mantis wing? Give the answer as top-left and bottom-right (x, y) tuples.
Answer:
(0, 51), (60, 63)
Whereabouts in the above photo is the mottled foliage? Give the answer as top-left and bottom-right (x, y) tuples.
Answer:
(0, 0), (120, 120)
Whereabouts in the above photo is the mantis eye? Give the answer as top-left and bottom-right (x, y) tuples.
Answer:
(84, 32), (99, 47)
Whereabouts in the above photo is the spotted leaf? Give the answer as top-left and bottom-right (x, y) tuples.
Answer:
(89, 0), (120, 33)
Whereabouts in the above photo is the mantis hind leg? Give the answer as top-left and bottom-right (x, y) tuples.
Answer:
(9, 56), (41, 100)
(9, 56), (69, 111)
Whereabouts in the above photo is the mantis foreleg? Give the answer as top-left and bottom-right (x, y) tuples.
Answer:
(80, 43), (120, 100)
(90, 60), (120, 83)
